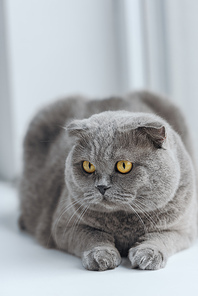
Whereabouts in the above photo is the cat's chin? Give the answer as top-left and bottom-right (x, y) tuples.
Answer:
(88, 199), (123, 213)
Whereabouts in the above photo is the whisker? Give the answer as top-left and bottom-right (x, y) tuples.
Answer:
(72, 203), (90, 234)
(138, 197), (172, 224)
(61, 202), (86, 245)
(46, 199), (81, 248)
(52, 195), (90, 244)
(119, 201), (129, 217)
(53, 199), (83, 244)
(133, 200), (161, 233)
(126, 202), (147, 234)
(137, 197), (166, 216)
(135, 199), (162, 221)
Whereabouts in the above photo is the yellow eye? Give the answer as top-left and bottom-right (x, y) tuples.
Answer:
(82, 161), (96, 173)
(116, 160), (133, 174)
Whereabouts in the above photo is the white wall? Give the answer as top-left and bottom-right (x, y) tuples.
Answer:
(1, 0), (121, 179)
(0, 0), (15, 180)
(115, 0), (146, 91)
(2, 0), (198, 180)
(164, 0), (198, 150)
(122, 0), (198, 154)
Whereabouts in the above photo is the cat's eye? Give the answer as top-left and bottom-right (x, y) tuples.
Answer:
(116, 160), (133, 174)
(82, 161), (96, 173)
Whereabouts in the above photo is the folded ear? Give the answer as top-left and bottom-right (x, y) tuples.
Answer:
(66, 119), (88, 138)
(138, 125), (166, 148)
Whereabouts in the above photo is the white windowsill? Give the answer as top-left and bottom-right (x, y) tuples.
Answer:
(1, 181), (198, 296)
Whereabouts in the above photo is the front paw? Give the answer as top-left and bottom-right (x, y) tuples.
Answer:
(128, 244), (167, 270)
(82, 246), (121, 271)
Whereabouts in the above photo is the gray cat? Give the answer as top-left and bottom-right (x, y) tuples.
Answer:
(19, 90), (198, 271)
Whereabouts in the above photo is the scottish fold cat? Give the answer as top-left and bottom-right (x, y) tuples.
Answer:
(19, 91), (197, 270)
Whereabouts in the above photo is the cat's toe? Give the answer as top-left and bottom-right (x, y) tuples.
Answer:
(128, 245), (167, 270)
(82, 246), (121, 271)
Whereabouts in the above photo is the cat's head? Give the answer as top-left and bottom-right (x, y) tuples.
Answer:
(65, 111), (180, 213)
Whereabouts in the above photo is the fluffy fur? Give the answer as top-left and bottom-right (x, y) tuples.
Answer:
(19, 90), (198, 271)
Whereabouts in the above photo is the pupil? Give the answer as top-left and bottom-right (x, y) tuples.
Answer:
(123, 162), (125, 169)
(89, 162), (91, 169)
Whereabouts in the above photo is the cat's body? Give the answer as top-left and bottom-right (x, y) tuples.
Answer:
(19, 91), (197, 270)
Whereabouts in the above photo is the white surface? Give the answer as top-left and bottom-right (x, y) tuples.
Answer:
(1, 181), (198, 296)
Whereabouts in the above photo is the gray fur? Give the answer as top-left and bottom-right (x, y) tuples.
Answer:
(19, 90), (198, 271)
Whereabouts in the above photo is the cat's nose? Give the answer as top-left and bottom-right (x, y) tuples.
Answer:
(96, 185), (111, 195)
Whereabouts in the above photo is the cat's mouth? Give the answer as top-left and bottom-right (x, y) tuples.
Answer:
(86, 193), (129, 212)
(96, 198), (117, 211)
(83, 190), (136, 212)
(102, 197), (115, 207)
